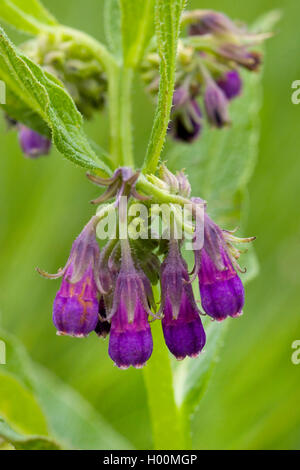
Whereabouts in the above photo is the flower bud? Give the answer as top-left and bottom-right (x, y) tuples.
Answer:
(188, 10), (237, 36)
(204, 81), (230, 128)
(169, 88), (203, 142)
(161, 240), (206, 360)
(217, 70), (242, 100)
(18, 125), (51, 158)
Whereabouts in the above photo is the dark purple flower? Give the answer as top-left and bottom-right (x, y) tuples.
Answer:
(39, 217), (101, 337)
(18, 125), (51, 158)
(161, 240), (206, 360)
(204, 81), (230, 128)
(217, 70), (242, 100)
(108, 246), (153, 369)
(95, 297), (111, 339)
(169, 88), (203, 142)
(197, 215), (245, 321)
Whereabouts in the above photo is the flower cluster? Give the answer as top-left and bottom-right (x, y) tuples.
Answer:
(141, 9), (268, 142)
(22, 32), (107, 119)
(39, 167), (254, 369)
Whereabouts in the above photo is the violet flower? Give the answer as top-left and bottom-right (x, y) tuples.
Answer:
(169, 87), (203, 142)
(161, 239), (206, 360)
(217, 70), (242, 100)
(197, 214), (245, 321)
(108, 242), (153, 369)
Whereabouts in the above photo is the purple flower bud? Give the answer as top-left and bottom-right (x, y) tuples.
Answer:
(169, 88), (203, 143)
(219, 45), (261, 71)
(108, 246), (153, 369)
(18, 125), (51, 158)
(217, 70), (242, 100)
(161, 240), (206, 360)
(52, 218), (100, 337)
(199, 247), (244, 321)
(204, 81), (230, 128)
(188, 11), (237, 36)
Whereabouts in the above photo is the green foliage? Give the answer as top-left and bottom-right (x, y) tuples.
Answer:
(0, 28), (111, 175)
(0, 0), (57, 35)
(0, 329), (133, 450)
(144, 0), (186, 173)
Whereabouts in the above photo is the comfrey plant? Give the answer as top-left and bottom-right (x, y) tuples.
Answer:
(0, 0), (275, 450)
(141, 9), (270, 141)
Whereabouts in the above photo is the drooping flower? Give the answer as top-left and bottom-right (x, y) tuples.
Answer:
(18, 125), (51, 158)
(204, 79), (230, 128)
(217, 70), (242, 100)
(107, 241), (153, 369)
(39, 217), (100, 337)
(195, 213), (251, 321)
(161, 239), (206, 360)
(169, 87), (203, 142)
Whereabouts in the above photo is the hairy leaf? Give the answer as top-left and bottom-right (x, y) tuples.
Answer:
(143, 0), (186, 174)
(0, 28), (111, 175)
(0, 0), (57, 35)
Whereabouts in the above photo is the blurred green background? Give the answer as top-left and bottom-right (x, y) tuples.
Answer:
(0, 0), (300, 450)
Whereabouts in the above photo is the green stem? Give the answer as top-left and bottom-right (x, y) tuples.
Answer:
(107, 61), (123, 167)
(142, 321), (187, 450)
(107, 64), (135, 168)
(120, 67), (135, 167)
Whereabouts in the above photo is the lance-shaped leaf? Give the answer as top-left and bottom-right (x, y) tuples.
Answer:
(0, 28), (111, 175)
(143, 0), (186, 174)
(0, 0), (57, 35)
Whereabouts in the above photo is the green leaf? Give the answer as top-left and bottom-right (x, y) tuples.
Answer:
(1, 87), (51, 137)
(143, 0), (186, 174)
(0, 417), (60, 450)
(104, 0), (122, 59)
(30, 364), (133, 450)
(0, 371), (49, 436)
(120, 0), (155, 68)
(0, 329), (133, 450)
(0, 28), (111, 175)
(0, 0), (57, 35)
